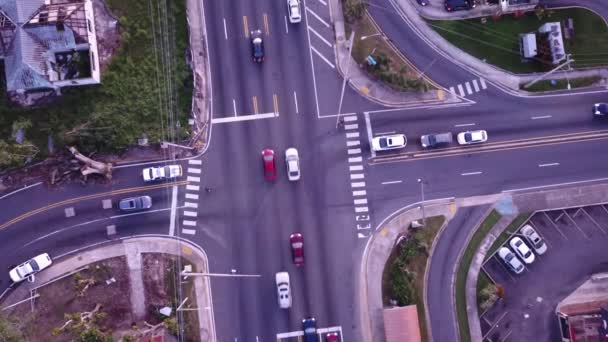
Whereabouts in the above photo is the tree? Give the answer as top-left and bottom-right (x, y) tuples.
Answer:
(80, 327), (112, 342)
(0, 315), (25, 342)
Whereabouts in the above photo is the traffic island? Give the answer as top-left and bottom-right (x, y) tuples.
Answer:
(0, 237), (215, 342)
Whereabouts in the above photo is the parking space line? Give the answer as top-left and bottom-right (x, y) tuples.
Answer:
(581, 208), (608, 235)
(306, 7), (330, 28)
(563, 210), (590, 239)
(232, 99), (237, 116)
(308, 26), (333, 47)
(273, 94), (279, 114)
(311, 46), (335, 69)
(541, 211), (568, 240)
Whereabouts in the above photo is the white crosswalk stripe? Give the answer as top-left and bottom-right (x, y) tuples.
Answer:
(348, 148), (362, 155)
(183, 220), (196, 226)
(355, 207), (369, 213)
(349, 156), (363, 163)
(480, 78), (487, 89)
(188, 159), (202, 165)
(186, 184), (200, 191)
(182, 229), (196, 235)
(184, 211), (197, 217)
(187, 176), (201, 183)
(343, 115), (357, 122)
(354, 198), (368, 205)
(465, 82), (473, 95)
(353, 190), (367, 196)
(449, 86), (455, 94)
(346, 132), (360, 139)
(346, 140), (360, 147)
(351, 182), (366, 188)
(188, 168), (201, 174)
(186, 193), (199, 200)
(350, 173), (365, 180)
(184, 202), (198, 208)
(349, 165), (363, 171)
(457, 84), (465, 97)
(345, 123), (358, 130)
(472, 79), (479, 92)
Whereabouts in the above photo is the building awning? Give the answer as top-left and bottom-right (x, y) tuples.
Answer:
(383, 305), (421, 342)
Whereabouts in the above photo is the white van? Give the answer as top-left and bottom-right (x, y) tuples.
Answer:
(275, 272), (292, 309)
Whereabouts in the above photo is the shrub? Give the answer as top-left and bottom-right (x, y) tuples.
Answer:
(343, 0), (365, 23)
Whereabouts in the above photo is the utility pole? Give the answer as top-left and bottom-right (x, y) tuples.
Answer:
(336, 31), (356, 129)
(522, 56), (574, 89)
(417, 178), (426, 227)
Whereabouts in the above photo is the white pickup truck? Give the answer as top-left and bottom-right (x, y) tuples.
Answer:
(142, 165), (182, 182)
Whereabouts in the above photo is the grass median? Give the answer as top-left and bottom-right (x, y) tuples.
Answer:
(382, 216), (446, 342)
(521, 76), (602, 92)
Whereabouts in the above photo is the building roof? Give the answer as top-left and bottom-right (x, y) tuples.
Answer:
(383, 305), (422, 342)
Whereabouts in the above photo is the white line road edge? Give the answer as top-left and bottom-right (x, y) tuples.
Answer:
(461, 171), (483, 176)
(223, 18), (228, 40)
(303, 0), (321, 118)
(364, 112), (375, 158)
(539, 162), (560, 167)
(212, 112), (278, 124)
(532, 115), (552, 120)
(169, 185), (178, 236)
(381, 180), (403, 185)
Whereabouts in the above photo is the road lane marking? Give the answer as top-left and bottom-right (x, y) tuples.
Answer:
(350, 173), (365, 180)
(454, 123), (475, 127)
(187, 176), (201, 182)
(308, 26), (332, 47)
(345, 123), (358, 130)
(346, 132), (360, 138)
(263, 13), (269, 35)
(186, 193), (199, 200)
(169, 185), (178, 236)
(449, 86), (455, 94)
(364, 112), (375, 158)
(355, 207), (369, 213)
(293, 91), (299, 113)
(351, 182), (366, 188)
(188, 159), (202, 165)
(344, 115), (357, 122)
(243, 16), (249, 37)
(461, 171), (482, 176)
(349, 156), (363, 163)
(273, 94), (279, 114)
(457, 84), (465, 97)
(319, 0), (327, 5)
(532, 115), (552, 120)
(277, 331), (304, 338)
(354, 198), (368, 205)
(186, 184), (200, 191)
(223, 18), (228, 39)
(188, 168), (201, 174)
(472, 79), (479, 92)
(185, 202), (198, 208)
(253, 96), (259, 114)
(346, 140), (360, 147)
(353, 190), (367, 196)
(303, 4), (321, 117)
(311, 46), (335, 69)
(539, 162), (560, 167)
(382, 180), (403, 185)
(465, 82), (473, 95)
(184, 211), (197, 217)
(212, 112), (277, 124)
(232, 99), (237, 116)
(182, 229), (196, 235)
(375, 131), (395, 136)
(284, 16), (289, 34)
(183, 220), (197, 226)
(349, 165), (363, 171)
(480, 78), (487, 89)
(0, 181), (189, 231)
(347, 148), (361, 155)
(306, 7), (330, 27)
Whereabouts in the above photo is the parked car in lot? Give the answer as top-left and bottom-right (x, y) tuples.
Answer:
(287, 0), (302, 23)
(445, 0), (475, 12)
(420, 132), (453, 148)
(509, 236), (535, 264)
(326, 332), (339, 342)
(521, 225), (548, 255)
(262, 149), (277, 181)
(289, 233), (304, 266)
(371, 134), (407, 151)
(285, 148), (301, 181)
(119, 196), (152, 211)
(302, 318), (317, 342)
(142, 165), (182, 182)
(9, 253), (53, 283)
(251, 29), (265, 63)
(457, 130), (487, 145)
(275, 272), (292, 309)
(594, 103), (608, 116)
(498, 247), (524, 274)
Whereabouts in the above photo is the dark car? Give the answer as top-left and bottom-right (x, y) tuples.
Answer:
(119, 196), (152, 211)
(251, 29), (264, 63)
(416, 0), (428, 5)
(262, 149), (277, 180)
(445, 0), (475, 12)
(302, 318), (317, 342)
(594, 103), (608, 116)
(290, 233), (304, 266)
(420, 132), (453, 148)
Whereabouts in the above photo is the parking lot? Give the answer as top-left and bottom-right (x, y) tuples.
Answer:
(479, 205), (608, 342)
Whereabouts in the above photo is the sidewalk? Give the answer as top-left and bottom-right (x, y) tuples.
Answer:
(416, 0), (537, 20)
(1, 236), (216, 342)
(359, 182), (608, 342)
(329, 0), (461, 107)
(391, 0), (608, 93)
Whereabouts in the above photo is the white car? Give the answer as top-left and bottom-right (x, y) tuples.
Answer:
(9, 253), (53, 283)
(521, 225), (547, 255)
(371, 134), (407, 152)
(498, 247), (524, 274)
(509, 236), (535, 264)
(275, 272), (292, 309)
(142, 165), (182, 182)
(457, 130), (487, 145)
(287, 0), (302, 23)
(285, 148), (301, 181)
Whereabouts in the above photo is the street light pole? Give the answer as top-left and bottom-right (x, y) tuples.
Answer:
(417, 178), (426, 227)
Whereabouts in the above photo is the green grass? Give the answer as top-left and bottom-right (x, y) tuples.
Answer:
(0, 0), (192, 169)
(455, 209), (502, 342)
(476, 271), (492, 313)
(427, 8), (608, 73)
(382, 215), (446, 342)
(485, 213), (532, 260)
(521, 75), (602, 92)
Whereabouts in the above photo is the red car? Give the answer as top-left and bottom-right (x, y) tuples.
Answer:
(326, 332), (339, 342)
(290, 233), (304, 266)
(262, 149), (277, 180)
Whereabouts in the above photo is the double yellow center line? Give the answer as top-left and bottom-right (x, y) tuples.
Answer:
(242, 14), (270, 37)
(0, 181), (188, 231)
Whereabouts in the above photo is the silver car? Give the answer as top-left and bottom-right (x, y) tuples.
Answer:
(509, 236), (535, 264)
(119, 196), (152, 211)
(521, 225), (547, 255)
(498, 247), (524, 274)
